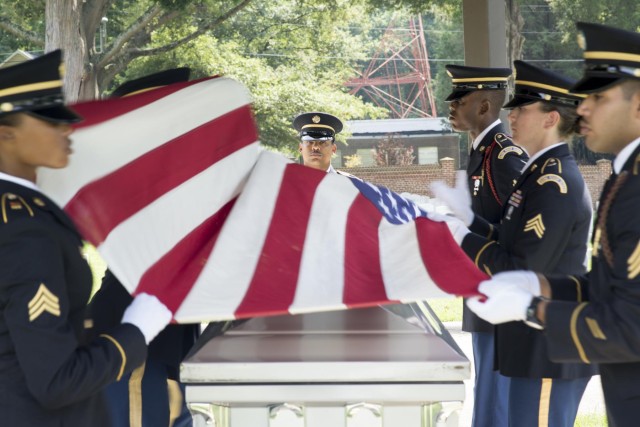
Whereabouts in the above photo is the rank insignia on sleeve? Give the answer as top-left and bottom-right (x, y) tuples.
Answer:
(28, 283), (61, 321)
(537, 174), (568, 194)
(498, 146), (524, 159)
(628, 240), (640, 279)
(524, 214), (545, 239)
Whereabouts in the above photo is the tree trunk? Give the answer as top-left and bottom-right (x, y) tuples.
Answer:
(46, 0), (96, 102)
(506, 0), (525, 65)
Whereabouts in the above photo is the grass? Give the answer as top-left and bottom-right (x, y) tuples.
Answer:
(427, 297), (463, 322)
(575, 413), (608, 426)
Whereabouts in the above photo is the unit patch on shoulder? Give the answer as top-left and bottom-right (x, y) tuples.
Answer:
(28, 283), (61, 321)
(498, 145), (524, 159)
(537, 174), (568, 194)
(627, 240), (640, 280)
(494, 133), (511, 148)
(524, 214), (545, 239)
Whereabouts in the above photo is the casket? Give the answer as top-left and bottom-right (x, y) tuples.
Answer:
(181, 301), (468, 427)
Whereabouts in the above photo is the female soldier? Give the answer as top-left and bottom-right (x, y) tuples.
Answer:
(0, 50), (171, 426)
(433, 60), (597, 426)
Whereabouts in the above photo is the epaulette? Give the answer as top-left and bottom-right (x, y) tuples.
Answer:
(493, 133), (512, 149)
(0, 193), (37, 224)
(633, 153), (640, 175)
(540, 157), (563, 174)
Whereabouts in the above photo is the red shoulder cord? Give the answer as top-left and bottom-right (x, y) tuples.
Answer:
(482, 141), (503, 206)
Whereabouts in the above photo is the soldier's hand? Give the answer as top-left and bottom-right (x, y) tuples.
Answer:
(430, 171), (474, 226)
(121, 293), (172, 344)
(466, 278), (534, 325)
(427, 211), (470, 245)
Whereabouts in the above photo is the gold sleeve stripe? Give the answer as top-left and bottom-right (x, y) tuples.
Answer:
(570, 303), (590, 364)
(538, 378), (552, 427)
(585, 317), (607, 340)
(474, 241), (496, 267)
(100, 334), (127, 381)
(486, 223), (494, 240)
(569, 276), (582, 302)
(128, 363), (146, 427)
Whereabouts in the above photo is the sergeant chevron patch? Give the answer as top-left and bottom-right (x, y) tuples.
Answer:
(524, 214), (545, 239)
(628, 240), (640, 279)
(28, 283), (61, 321)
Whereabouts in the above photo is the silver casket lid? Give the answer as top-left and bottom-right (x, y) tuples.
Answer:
(181, 302), (469, 384)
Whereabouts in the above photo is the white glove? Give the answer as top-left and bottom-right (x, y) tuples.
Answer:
(121, 293), (172, 344)
(430, 170), (474, 226)
(466, 279), (534, 325)
(427, 211), (470, 245)
(480, 270), (542, 296)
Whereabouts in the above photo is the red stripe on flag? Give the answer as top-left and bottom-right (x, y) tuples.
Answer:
(234, 164), (326, 317)
(65, 106), (257, 246)
(416, 218), (487, 297)
(71, 77), (215, 129)
(343, 194), (389, 305)
(134, 198), (237, 313)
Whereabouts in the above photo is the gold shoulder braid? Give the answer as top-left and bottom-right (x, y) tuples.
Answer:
(596, 171), (629, 269)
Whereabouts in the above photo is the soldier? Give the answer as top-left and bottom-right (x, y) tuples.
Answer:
(293, 111), (346, 174)
(89, 67), (198, 427)
(466, 22), (640, 427)
(438, 61), (596, 426)
(441, 64), (528, 427)
(0, 50), (171, 426)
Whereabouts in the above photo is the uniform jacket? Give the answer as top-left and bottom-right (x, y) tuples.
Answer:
(463, 122), (528, 332)
(545, 142), (640, 425)
(89, 270), (199, 380)
(0, 179), (147, 427)
(463, 144), (596, 379)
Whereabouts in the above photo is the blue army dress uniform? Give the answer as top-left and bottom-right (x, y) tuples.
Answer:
(461, 62), (597, 426)
(445, 64), (527, 427)
(541, 23), (640, 427)
(0, 51), (147, 426)
(87, 68), (198, 427)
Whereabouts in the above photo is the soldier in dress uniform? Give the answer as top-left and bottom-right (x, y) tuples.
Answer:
(440, 64), (528, 427)
(466, 22), (640, 427)
(88, 67), (198, 427)
(293, 111), (348, 174)
(442, 61), (596, 426)
(0, 50), (171, 426)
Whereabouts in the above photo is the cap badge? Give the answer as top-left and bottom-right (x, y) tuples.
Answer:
(312, 115), (321, 123)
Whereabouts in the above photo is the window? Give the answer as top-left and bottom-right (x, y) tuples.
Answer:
(331, 149), (342, 168)
(356, 148), (376, 167)
(418, 147), (438, 165)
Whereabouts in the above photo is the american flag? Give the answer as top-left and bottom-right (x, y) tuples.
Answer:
(38, 76), (485, 323)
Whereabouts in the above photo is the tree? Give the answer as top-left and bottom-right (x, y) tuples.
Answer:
(373, 134), (415, 166)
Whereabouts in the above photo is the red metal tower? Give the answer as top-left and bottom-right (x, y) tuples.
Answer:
(345, 16), (437, 118)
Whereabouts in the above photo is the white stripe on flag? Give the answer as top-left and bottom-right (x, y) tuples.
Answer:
(100, 143), (259, 293)
(173, 150), (287, 322)
(379, 220), (450, 301)
(38, 78), (252, 206)
(289, 174), (359, 314)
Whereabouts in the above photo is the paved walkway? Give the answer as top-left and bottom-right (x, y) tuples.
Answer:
(443, 321), (606, 426)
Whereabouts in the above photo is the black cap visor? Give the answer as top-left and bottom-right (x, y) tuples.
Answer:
(571, 74), (626, 94)
(27, 105), (83, 124)
(503, 96), (537, 109)
(445, 90), (471, 102)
